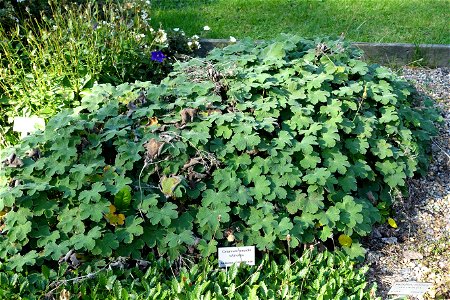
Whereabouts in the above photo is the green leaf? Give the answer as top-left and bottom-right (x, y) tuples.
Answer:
(78, 182), (106, 203)
(323, 150), (350, 175)
(319, 123), (340, 148)
(286, 192), (306, 214)
(146, 202), (178, 227)
(70, 226), (102, 251)
(345, 138), (369, 155)
(115, 216), (144, 243)
(7, 251), (38, 271)
(198, 239), (218, 257)
(338, 174), (357, 192)
(298, 135), (318, 155)
(342, 242), (366, 260)
(300, 152), (321, 169)
(277, 217), (293, 235)
(318, 206), (340, 228)
(303, 168), (331, 186)
(307, 90), (330, 104)
(250, 176), (271, 200)
(197, 204), (230, 229)
(335, 196), (363, 229)
(260, 42), (286, 61)
(319, 226), (333, 241)
(80, 200), (109, 222)
(371, 139), (394, 159)
(114, 186), (132, 210)
(4, 208), (33, 242)
(92, 233), (119, 256)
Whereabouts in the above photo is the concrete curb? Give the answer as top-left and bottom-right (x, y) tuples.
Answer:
(197, 39), (450, 67)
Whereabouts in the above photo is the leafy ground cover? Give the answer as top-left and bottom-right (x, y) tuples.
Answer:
(151, 0), (450, 44)
(0, 250), (379, 299)
(0, 35), (440, 300)
(0, 2), (444, 298)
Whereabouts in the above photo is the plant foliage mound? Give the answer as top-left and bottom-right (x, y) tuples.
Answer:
(0, 34), (440, 271)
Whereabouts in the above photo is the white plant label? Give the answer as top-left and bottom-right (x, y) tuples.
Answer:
(13, 116), (45, 138)
(388, 281), (432, 297)
(218, 246), (255, 268)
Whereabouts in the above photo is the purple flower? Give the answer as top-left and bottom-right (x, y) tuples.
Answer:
(151, 51), (166, 63)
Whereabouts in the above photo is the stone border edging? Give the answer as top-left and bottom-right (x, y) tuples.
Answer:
(197, 39), (450, 67)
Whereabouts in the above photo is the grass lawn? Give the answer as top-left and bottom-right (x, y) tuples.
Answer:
(151, 0), (450, 44)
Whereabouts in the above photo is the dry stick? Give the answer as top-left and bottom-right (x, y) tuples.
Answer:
(138, 160), (149, 219)
(298, 245), (315, 298)
(46, 266), (107, 297)
(287, 235), (292, 299)
(224, 263), (264, 297)
(137, 157), (171, 218)
(432, 140), (450, 160)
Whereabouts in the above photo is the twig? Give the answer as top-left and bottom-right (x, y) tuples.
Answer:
(46, 266), (106, 297)
(432, 140), (450, 160)
(138, 160), (149, 219)
(299, 245), (315, 298)
(224, 263), (264, 296)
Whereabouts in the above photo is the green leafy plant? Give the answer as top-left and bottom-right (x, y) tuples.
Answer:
(0, 35), (440, 273)
(0, 250), (380, 299)
(0, 0), (199, 147)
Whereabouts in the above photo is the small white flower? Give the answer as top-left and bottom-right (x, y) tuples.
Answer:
(229, 36), (237, 43)
(192, 35), (199, 40)
(187, 41), (193, 47)
(203, 25), (210, 31)
(174, 28), (180, 32)
(154, 29), (167, 44)
(149, 27), (155, 33)
(52, 25), (57, 30)
(135, 33), (146, 41)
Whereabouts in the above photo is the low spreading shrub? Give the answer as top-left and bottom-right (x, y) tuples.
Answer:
(0, 35), (440, 273)
(0, 250), (379, 299)
(0, 0), (200, 147)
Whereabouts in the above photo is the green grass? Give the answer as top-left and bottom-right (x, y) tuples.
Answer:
(152, 0), (450, 44)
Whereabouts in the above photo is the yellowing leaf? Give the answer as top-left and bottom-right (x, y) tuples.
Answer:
(104, 204), (125, 226)
(387, 217), (398, 228)
(338, 234), (352, 247)
(161, 176), (181, 197)
(0, 210), (7, 220)
(148, 117), (158, 126)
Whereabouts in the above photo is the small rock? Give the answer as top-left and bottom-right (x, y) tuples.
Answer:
(403, 250), (424, 261)
(372, 228), (382, 238)
(381, 237), (398, 244)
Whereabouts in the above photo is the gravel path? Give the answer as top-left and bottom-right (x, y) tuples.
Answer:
(365, 67), (450, 299)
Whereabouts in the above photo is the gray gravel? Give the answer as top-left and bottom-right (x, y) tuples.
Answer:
(365, 67), (450, 299)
